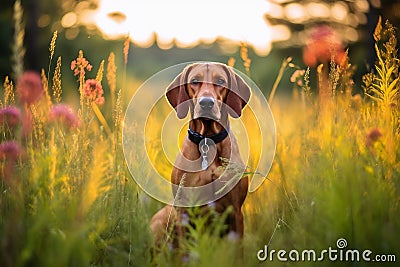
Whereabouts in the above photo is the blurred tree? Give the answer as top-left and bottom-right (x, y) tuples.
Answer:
(0, 0), (101, 79)
(264, 0), (399, 67)
(262, 0), (400, 96)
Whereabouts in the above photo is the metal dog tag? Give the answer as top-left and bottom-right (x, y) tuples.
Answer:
(200, 138), (211, 171)
(201, 155), (208, 171)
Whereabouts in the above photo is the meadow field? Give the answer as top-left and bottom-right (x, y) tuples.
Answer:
(1, 10), (399, 267)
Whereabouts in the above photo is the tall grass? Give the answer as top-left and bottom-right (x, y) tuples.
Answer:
(0, 9), (399, 267)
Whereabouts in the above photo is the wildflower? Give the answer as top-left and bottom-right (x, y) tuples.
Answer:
(366, 127), (382, 147)
(139, 193), (150, 205)
(0, 106), (20, 128)
(290, 69), (305, 86)
(0, 141), (23, 183)
(303, 25), (347, 67)
(0, 141), (22, 161)
(207, 201), (216, 209)
(16, 71), (43, 105)
(49, 104), (80, 129)
(227, 230), (240, 242)
(71, 50), (92, 77)
(180, 212), (189, 226)
(83, 79), (105, 105)
(182, 251), (200, 263)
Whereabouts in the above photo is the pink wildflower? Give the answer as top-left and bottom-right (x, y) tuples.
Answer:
(71, 50), (93, 77)
(0, 141), (23, 183)
(0, 141), (22, 161)
(49, 104), (81, 129)
(83, 79), (105, 105)
(290, 69), (305, 86)
(16, 71), (43, 105)
(366, 127), (382, 147)
(0, 106), (20, 128)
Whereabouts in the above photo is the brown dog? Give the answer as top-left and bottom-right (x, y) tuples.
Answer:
(150, 62), (250, 246)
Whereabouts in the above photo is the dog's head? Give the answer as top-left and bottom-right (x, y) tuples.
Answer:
(166, 62), (251, 121)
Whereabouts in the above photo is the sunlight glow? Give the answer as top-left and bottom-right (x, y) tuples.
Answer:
(331, 2), (348, 22)
(83, 0), (275, 55)
(306, 2), (330, 18)
(284, 3), (308, 23)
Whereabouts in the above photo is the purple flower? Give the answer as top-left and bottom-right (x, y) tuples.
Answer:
(16, 71), (43, 105)
(227, 231), (240, 242)
(0, 106), (20, 128)
(49, 104), (80, 129)
(0, 141), (22, 161)
(182, 251), (200, 263)
(181, 212), (189, 226)
(207, 201), (216, 209)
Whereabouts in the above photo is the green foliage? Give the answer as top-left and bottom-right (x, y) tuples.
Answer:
(363, 18), (399, 112)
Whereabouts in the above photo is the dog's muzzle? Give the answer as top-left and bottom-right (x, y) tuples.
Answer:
(199, 97), (215, 111)
(194, 96), (220, 120)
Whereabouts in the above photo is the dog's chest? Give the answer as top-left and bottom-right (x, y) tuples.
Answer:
(183, 159), (223, 187)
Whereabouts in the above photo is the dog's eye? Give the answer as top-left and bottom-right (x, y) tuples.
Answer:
(190, 78), (200, 85)
(215, 78), (226, 86)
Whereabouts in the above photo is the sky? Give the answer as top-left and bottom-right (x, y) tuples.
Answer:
(81, 0), (288, 56)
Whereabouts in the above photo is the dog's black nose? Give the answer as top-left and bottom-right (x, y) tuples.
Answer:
(199, 97), (215, 110)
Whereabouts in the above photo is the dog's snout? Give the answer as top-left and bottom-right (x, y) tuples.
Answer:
(199, 97), (215, 110)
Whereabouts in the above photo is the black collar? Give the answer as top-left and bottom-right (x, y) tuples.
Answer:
(188, 124), (229, 145)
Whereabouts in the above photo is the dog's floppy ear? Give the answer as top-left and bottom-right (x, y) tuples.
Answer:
(165, 64), (194, 119)
(225, 66), (251, 118)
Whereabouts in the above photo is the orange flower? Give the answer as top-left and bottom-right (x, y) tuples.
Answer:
(71, 50), (92, 77)
(303, 25), (347, 67)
